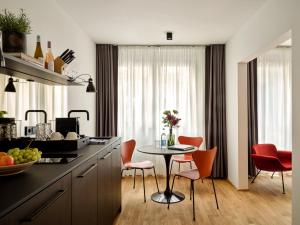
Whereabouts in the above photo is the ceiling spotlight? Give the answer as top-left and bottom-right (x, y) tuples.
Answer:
(166, 32), (173, 40)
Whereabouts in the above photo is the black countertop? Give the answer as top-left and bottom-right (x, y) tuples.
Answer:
(0, 137), (121, 219)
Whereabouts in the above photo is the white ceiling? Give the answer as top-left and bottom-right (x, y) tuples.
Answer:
(57, 0), (266, 45)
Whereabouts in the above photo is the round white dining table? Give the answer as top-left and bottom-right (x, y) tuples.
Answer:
(137, 145), (197, 204)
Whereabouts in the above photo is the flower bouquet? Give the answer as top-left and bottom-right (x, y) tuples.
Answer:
(162, 110), (181, 146)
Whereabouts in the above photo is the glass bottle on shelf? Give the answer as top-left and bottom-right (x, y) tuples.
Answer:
(45, 41), (54, 71)
(34, 35), (43, 61)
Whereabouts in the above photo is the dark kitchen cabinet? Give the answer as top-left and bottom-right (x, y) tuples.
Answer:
(0, 174), (71, 225)
(98, 140), (121, 225)
(98, 149), (113, 225)
(111, 144), (122, 216)
(0, 215), (9, 224)
(0, 138), (122, 225)
(72, 156), (98, 225)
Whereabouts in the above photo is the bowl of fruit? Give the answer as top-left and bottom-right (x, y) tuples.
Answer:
(0, 147), (42, 176)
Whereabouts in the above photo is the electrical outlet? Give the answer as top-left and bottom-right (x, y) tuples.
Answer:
(24, 126), (36, 136)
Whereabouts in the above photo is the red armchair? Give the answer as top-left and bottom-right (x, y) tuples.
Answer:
(251, 144), (292, 194)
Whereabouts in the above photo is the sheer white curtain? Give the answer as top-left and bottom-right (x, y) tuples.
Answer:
(257, 47), (292, 150)
(118, 46), (205, 174)
(0, 76), (67, 135)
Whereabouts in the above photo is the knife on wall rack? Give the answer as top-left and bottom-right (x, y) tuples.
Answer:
(59, 49), (69, 59)
(59, 49), (75, 63)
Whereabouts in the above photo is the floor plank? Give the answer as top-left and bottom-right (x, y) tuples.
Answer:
(115, 172), (291, 225)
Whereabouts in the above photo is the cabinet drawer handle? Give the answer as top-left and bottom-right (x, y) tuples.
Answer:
(21, 189), (66, 223)
(100, 151), (112, 160)
(77, 164), (97, 178)
(113, 144), (121, 149)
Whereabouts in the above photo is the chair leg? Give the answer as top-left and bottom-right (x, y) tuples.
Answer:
(168, 175), (176, 209)
(170, 160), (174, 175)
(251, 170), (261, 183)
(281, 171), (285, 194)
(211, 177), (219, 209)
(192, 180), (195, 221)
(133, 169), (136, 189)
(178, 163), (181, 179)
(190, 181), (192, 200)
(189, 161), (192, 169)
(271, 171), (275, 179)
(153, 167), (160, 192)
(121, 169), (124, 177)
(142, 169), (146, 202)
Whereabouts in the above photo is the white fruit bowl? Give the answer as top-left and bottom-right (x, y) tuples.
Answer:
(0, 160), (37, 176)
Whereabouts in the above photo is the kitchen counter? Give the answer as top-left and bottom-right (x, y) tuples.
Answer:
(0, 137), (121, 219)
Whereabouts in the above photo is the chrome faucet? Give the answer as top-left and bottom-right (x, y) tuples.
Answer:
(25, 110), (48, 123)
(68, 110), (90, 120)
(67, 110), (90, 135)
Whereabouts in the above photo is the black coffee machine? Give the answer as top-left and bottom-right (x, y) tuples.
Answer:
(55, 110), (89, 137)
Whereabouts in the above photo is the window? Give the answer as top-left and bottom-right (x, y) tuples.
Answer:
(118, 46), (205, 147)
(257, 47), (292, 149)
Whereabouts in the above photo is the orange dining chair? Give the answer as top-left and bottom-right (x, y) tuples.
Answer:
(168, 147), (219, 221)
(170, 136), (203, 174)
(121, 139), (160, 202)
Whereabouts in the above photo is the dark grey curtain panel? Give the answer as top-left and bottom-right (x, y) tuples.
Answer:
(247, 58), (258, 176)
(96, 44), (118, 137)
(205, 44), (227, 179)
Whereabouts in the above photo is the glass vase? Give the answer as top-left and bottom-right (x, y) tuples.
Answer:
(167, 128), (175, 146)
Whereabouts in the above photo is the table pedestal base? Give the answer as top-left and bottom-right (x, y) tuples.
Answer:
(151, 191), (185, 204)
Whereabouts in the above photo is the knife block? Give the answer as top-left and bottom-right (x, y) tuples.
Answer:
(54, 57), (65, 74)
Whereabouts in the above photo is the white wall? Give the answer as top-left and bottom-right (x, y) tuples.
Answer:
(226, 0), (300, 223)
(226, 0), (293, 189)
(0, 0), (96, 136)
(237, 63), (248, 189)
(292, 0), (300, 223)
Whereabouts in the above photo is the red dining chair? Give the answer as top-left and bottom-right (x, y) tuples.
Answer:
(168, 147), (219, 221)
(121, 139), (160, 202)
(170, 136), (203, 174)
(251, 144), (292, 194)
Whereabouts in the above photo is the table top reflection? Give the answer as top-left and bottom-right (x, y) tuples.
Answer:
(137, 145), (197, 155)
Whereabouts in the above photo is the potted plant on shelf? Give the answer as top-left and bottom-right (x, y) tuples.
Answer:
(0, 111), (7, 118)
(0, 9), (31, 53)
(162, 110), (181, 146)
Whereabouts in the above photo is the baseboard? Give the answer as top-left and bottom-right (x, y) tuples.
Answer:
(227, 179), (249, 191)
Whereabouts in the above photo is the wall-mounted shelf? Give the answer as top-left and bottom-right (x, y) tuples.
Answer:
(0, 54), (81, 86)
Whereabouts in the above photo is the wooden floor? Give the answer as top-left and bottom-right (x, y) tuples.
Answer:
(115, 172), (291, 225)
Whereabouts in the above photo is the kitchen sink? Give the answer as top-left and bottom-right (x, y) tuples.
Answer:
(37, 153), (82, 164)
(89, 136), (111, 145)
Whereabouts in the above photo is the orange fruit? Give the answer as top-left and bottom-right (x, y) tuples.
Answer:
(0, 155), (14, 166)
(0, 152), (7, 159)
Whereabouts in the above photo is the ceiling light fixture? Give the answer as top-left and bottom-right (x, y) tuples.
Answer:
(67, 74), (96, 93)
(86, 78), (96, 92)
(166, 32), (173, 40)
(4, 77), (16, 92)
